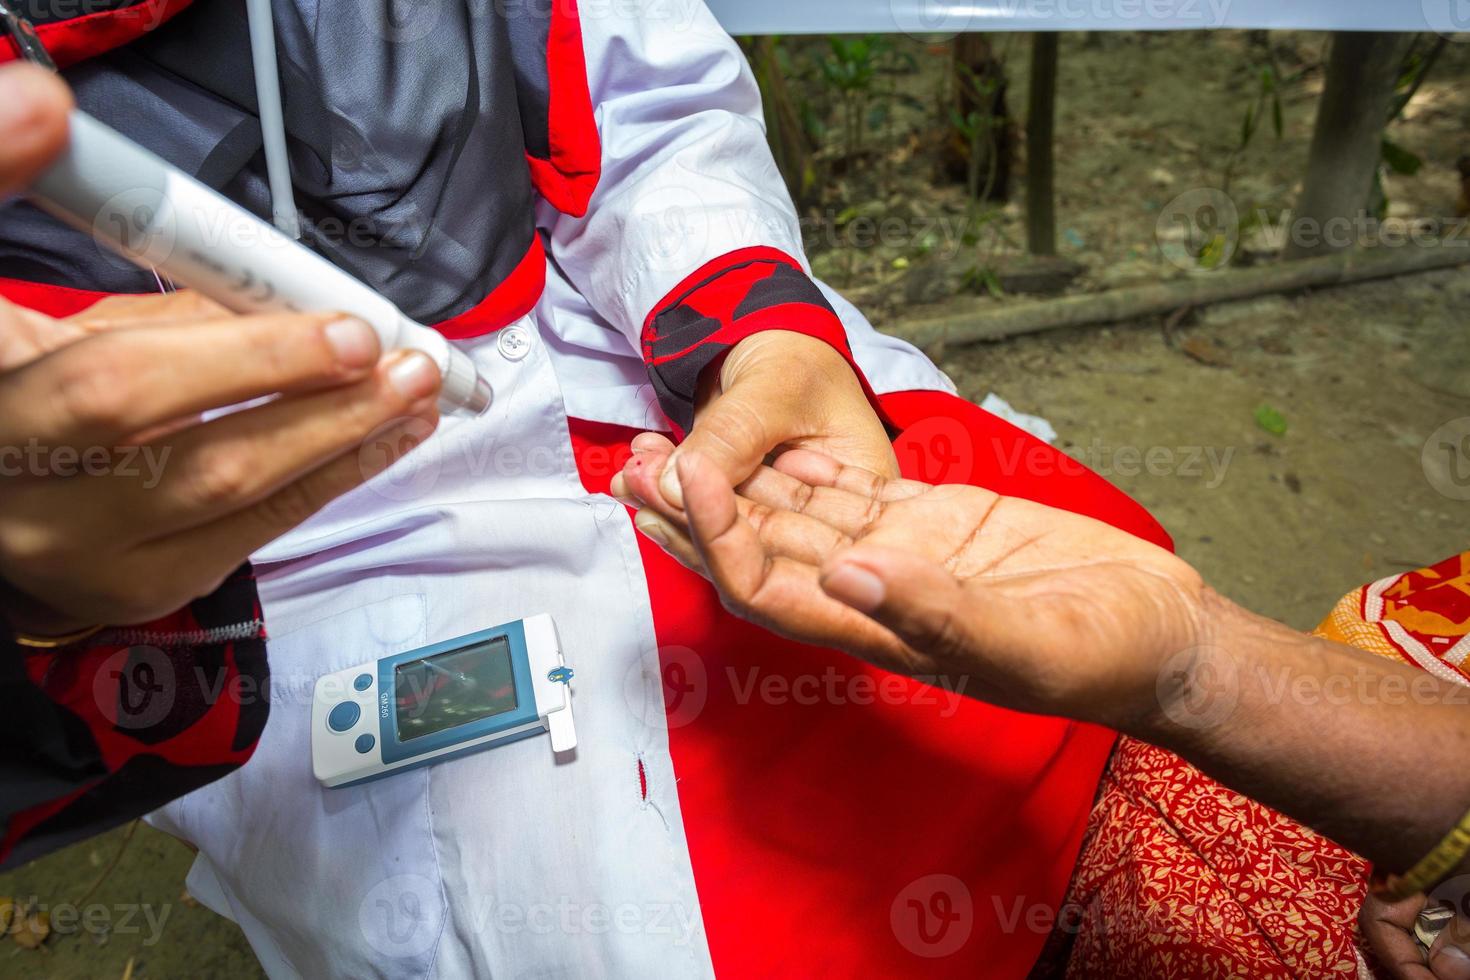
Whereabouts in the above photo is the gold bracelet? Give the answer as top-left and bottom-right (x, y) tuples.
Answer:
(12, 623), (107, 650)
(1373, 804), (1470, 903)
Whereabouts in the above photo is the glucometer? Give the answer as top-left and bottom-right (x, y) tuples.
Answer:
(27, 111), (493, 417)
(312, 615), (576, 788)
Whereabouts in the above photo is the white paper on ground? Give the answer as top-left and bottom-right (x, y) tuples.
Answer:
(980, 393), (1058, 445)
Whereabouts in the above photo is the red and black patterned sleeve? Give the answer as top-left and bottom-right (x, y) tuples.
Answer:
(640, 246), (890, 439)
(0, 565), (269, 869)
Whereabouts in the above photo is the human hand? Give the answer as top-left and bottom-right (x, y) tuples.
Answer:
(1, 290), (234, 371)
(611, 330), (894, 543)
(0, 62), (71, 198)
(0, 298), (443, 633)
(1362, 891), (1470, 980)
(0, 65), (86, 366)
(0, 65), (445, 634)
(626, 447), (1208, 728)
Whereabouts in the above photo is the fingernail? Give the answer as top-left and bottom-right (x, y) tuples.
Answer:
(660, 455), (684, 507)
(387, 352), (440, 400)
(634, 511), (671, 547)
(324, 317), (380, 369)
(1432, 945), (1470, 980)
(609, 472), (631, 499)
(821, 562), (886, 612)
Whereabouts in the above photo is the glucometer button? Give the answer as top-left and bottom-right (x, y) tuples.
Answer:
(328, 701), (361, 733)
(354, 673), (372, 692)
(355, 733), (376, 754)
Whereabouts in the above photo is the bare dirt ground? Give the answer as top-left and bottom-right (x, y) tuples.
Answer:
(941, 270), (1470, 632)
(920, 29), (1470, 630)
(2, 29), (1466, 979)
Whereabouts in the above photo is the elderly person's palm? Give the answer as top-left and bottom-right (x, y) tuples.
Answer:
(619, 442), (1208, 725)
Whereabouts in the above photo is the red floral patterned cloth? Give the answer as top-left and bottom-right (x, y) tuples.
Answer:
(1055, 737), (1371, 978)
(1042, 553), (1470, 979)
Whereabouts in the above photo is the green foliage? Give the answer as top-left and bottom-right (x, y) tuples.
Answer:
(1391, 35), (1447, 118)
(961, 265), (1005, 298)
(952, 60), (1007, 200)
(1254, 405), (1289, 436)
(820, 37), (881, 94)
(1220, 62), (1286, 194)
(1196, 233), (1232, 271)
(1380, 138), (1423, 177)
(814, 35), (922, 162)
(799, 100), (827, 145)
(1374, 34), (1445, 217)
(948, 108), (987, 142)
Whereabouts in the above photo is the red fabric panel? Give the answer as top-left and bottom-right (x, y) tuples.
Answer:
(433, 234), (547, 339)
(1, 233), (547, 342)
(569, 390), (1173, 977)
(525, 0), (600, 217)
(0, 0), (194, 70)
(0, 276), (110, 316)
(882, 389), (1172, 550)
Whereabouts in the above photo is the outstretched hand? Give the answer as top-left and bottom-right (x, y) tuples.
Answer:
(619, 444), (1209, 728)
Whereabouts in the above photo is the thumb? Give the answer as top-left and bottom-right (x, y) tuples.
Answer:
(1431, 911), (1470, 980)
(0, 63), (72, 197)
(660, 384), (771, 507)
(819, 546), (990, 663)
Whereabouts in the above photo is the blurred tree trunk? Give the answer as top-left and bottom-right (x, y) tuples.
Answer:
(741, 37), (813, 207)
(946, 34), (1012, 200)
(1285, 32), (1406, 260)
(1025, 32), (1058, 256)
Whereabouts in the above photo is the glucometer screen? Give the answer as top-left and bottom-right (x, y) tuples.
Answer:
(394, 637), (518, 741)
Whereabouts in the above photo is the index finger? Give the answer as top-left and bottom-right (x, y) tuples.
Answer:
(772, 448), (929, 501)
(2, 312), (389, 445)
(677, 450), (904, 659)
(65, 290), (233, 330)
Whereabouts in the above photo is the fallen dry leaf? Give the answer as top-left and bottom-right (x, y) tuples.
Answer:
(1181, 336), (1233, 367)
(13, 910), (50, 950)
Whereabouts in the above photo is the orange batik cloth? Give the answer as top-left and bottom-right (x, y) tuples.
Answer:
(1036, 553), (1470, 979)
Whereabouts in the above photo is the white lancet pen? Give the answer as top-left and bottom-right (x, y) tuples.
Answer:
(27, 110), (494, 417)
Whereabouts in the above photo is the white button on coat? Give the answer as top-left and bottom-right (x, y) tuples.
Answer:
(497, 325), (532, 361)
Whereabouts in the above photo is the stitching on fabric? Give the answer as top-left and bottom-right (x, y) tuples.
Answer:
(420, 767), (450, 980)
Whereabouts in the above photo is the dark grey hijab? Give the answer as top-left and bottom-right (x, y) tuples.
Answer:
(0, 0), (550, 325)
